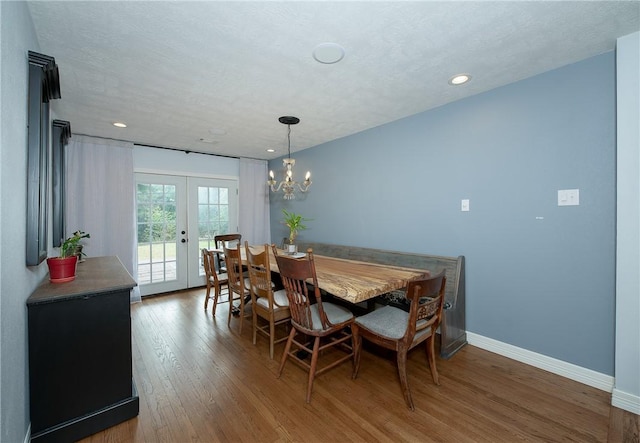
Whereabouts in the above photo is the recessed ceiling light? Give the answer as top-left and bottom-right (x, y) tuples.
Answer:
(449, 74), (471, 85)
(112, 122), (127, 128)
(313, 43), (345, 64)
(266, 148), (275, 153)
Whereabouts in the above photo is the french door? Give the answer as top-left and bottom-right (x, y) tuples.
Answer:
(135, 173), (238, 296)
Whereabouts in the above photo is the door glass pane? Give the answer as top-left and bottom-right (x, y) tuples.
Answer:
(197, 185), (231, 276)
(137, 182), (178, 285)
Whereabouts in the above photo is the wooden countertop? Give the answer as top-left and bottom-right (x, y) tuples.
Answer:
(27, 256), (137, 305)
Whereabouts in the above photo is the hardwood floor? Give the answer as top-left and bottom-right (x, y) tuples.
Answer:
(81, 288), (639, 443)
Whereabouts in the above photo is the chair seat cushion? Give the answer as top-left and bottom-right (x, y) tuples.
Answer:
(356, 306), (433, 340)
(308, 302), (353, 331)
(355, 306), (408, 339)
(256, 289), (289, 308)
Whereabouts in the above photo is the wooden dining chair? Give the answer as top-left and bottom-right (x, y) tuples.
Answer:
(272, 245), (355, 403)
(245, 242), (291, 359)
(352, 270), (447, 410)
(214, 233), (242, 273)
(223, 244), (251, 333)
(202, 248), (229, 315)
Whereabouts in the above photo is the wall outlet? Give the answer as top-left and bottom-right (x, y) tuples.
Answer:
(461, 199), (470, 212)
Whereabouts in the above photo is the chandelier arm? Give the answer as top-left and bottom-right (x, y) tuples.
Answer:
(269, 181), (286, 193)
(294, 181), (311, 193)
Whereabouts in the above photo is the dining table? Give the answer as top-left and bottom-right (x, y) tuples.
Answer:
(214, 246), (429, 305)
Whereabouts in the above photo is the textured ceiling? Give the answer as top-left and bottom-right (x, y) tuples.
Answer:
(27, 1), (639, 160)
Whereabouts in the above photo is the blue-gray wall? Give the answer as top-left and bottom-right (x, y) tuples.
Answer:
(270, 52), (616, 375)
(1, 1), (48, 442)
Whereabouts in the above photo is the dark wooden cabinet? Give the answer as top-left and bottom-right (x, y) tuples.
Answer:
(27, 256), (139, 442)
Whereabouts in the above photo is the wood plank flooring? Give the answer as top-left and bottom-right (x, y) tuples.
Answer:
(81, 288), (639, 443)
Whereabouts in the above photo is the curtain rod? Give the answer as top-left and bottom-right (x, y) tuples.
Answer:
(133, 142), (239, 160)
(72, 133), (239, 160)
(135, 143), (271, 162)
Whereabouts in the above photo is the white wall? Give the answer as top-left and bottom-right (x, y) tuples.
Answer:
(0, 2), (48, 441)
(614, 31), (640, 414)
(133, 145), (238, 178)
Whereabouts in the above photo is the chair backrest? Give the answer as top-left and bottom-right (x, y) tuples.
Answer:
(202, 248), (223, 283)
(223, 244), (245, 296)
(245, 242), (273, 306)
(214, 233), (242, 250)
(214, 234), (241, 272)
(202, 248), (214, 279)
(272, 246), (331, 331)
(403, 270), (447, 343)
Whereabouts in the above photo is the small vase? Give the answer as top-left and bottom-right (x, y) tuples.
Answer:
(47, 256), (78, 283)
(287, 243), (297, 254)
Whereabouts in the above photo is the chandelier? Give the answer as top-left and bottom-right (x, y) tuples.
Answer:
(268, 116), (312, 200)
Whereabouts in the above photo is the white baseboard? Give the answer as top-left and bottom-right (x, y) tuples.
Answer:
(612, 388), (640, 414)
(466, 332), (615, 392)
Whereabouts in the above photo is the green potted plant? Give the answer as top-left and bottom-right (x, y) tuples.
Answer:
(282, 209), (310, 253)
(47, 230), (90, 283)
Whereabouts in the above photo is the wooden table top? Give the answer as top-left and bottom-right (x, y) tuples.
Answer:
(219, 247), (428, 304)
(305, 254), (428, 304)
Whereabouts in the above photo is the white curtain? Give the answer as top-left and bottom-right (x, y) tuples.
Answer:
(65, 135), (141, 303)
(238, 157), (271, 245)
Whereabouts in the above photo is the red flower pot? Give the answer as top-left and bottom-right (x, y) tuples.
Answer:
(46, 256), (78, 283)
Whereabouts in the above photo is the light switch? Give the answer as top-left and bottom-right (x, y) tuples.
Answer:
(558, 189), (580, 206)
(461, 199), (470, 212)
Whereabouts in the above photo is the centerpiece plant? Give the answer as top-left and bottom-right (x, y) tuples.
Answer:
(282, 209), (310, 250)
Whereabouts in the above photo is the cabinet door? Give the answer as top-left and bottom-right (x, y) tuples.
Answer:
(28, 290), (132, 433)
